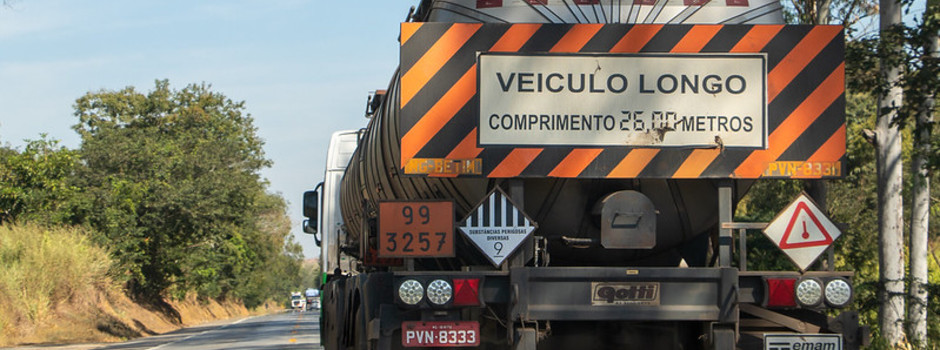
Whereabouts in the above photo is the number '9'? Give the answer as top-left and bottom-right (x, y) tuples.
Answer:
(402, 205), (431, 225)
(402, 206), (413, 224)
(418, 205), (430, 224)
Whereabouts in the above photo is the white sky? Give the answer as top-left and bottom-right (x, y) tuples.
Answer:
(0, 0), (409, 258)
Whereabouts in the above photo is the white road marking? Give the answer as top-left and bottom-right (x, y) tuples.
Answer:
(146, 316), (255, 350)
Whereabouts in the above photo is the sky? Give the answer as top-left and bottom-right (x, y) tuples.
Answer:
(0, 0), (929, 259)
(0, 0), (411, 258)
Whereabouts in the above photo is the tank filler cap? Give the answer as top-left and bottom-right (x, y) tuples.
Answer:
(599, 191), (657, 249)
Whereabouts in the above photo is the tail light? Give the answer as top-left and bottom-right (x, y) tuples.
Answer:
(452, 278), (481, 306)
(823, 278), (852, 308)
(397, 279), (425, 305)
(764, 277), (797, 308)
(764, 276), (853, 309)
(427, 279), (454, 305)
(794, 278), (824, 308)
(395, 277), (482, 308)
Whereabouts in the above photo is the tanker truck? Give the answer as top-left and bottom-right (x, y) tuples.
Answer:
(302, 1), (867, 349)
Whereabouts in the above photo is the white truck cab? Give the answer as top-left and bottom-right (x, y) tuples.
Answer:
(303, 130), (360, 280)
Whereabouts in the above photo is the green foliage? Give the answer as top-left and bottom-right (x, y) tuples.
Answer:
(63, 79), (301, 303)
(827, 91), (882, 332)
(839, 1), (940, 344)
(0, 136), (80, 224)
(780, 0), (878, 28)
(298, 259), (322, 290)
(0, 80), (305, 309)
(735, 179), (803, 271)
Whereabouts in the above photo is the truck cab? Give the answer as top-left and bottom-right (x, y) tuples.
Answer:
(290, 292), (306, 311)
(304, 130), (360, 279)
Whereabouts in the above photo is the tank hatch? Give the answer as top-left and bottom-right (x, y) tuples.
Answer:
(598, 191), (657, 249)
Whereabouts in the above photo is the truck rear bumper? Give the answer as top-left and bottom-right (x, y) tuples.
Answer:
(510, 267), (737, 322)
(377, 267), (866, 349)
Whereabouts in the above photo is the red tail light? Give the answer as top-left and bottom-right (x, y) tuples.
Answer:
(765, 277), (797, 308)
(452, 278), (481, 306)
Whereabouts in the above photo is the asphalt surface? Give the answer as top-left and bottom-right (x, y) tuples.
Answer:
(5, 310), (321, 350)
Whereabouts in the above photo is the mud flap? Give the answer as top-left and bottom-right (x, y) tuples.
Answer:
(711, 327), (736, 350)
(514, 327), (537, 350)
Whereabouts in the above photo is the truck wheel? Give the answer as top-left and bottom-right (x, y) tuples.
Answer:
(352, 307), (371, 350)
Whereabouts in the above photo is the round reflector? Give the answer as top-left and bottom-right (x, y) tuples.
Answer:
(398, 279), (424, 305)
(824, 278), (852, 308)
(795, 278), (823, 307)
(426, 279), (453, 305)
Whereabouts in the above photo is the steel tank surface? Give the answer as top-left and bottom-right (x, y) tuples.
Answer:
(340, 0), (781, 267)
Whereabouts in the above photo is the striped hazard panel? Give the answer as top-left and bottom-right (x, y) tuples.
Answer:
(399, 23), (845, 179)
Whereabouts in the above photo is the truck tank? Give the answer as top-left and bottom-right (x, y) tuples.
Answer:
(340, 0), (782, 268)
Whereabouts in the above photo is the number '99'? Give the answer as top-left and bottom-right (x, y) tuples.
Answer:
(402, 205), (431, 224)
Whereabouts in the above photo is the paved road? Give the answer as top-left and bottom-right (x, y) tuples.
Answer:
(94, 310), (321, 350)
(2, 310), (320, 350)
(90, 310), (321, 350)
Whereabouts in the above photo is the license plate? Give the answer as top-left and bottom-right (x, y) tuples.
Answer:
(402, 321), (480, 347)
(764, 334), (842, 350)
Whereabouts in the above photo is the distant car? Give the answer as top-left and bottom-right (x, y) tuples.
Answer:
(305, 288), (320, 310)
(307, 298), (321, 310)
(290, 292), (306, 311)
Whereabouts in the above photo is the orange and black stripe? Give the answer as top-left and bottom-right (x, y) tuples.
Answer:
(399, 23), (845, 179)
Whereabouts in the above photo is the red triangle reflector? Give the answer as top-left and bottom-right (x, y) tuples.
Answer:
(765, 278), (797, 308)
(453, 278), (480, 306)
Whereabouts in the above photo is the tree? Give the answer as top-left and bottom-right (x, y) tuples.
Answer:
(70, 80), (279, 299)
(0, 136), (79, 224)
(874, 0), (906, 345)
(906, 0), (938, 344)
(783, 0), (878, 32)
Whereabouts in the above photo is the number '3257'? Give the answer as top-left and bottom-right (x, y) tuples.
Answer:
(385, 231), (447, 253)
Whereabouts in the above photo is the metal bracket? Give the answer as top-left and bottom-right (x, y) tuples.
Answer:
(739, 304), (821, 333)
(718, 181), (733, 268)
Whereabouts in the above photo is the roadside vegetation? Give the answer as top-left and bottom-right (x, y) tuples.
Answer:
(0, 80), (310, 345)
(0, 224), (115, 342)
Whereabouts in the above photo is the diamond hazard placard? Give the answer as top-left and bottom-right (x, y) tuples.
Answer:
(458, 187), (536, 267)
(763, 193), (841, 271)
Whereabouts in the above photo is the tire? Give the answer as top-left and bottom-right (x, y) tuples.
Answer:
(350, 306), (370, 350)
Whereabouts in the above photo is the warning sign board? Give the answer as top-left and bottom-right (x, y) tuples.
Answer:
(478, 53), (767, 149)
(458, 187), (536, 267)
(762, 193), (841, 271)
(399, 23), (846, 179)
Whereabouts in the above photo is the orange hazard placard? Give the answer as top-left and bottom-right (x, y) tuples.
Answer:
(378, 201), (455, 258)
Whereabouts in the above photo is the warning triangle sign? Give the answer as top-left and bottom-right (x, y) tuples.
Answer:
(762, 192), (842, 271)
(778, 202), (834, 249)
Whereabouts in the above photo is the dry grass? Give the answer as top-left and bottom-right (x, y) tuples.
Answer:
(0, 223), (115, 344)
(0, 223), (278, 347)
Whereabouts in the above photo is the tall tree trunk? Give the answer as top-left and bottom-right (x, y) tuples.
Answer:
(877, 0), (906, 345)
(815, 0), (830, 24)
(908, 0), (937, 345)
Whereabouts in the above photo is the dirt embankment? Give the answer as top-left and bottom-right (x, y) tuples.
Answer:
(1, 286), (279, 347)
(0, 224), (281, 347)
